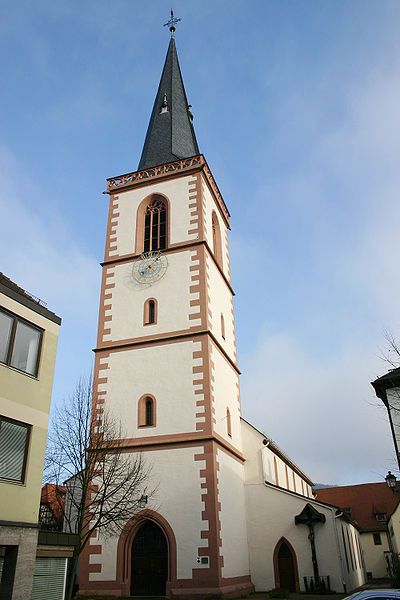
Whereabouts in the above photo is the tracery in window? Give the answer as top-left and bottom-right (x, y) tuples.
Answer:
(138, 395), (156, 428)
(211, 211), (223, 267)
(144, 198), (167, 253)
(144, 298), (157, 326)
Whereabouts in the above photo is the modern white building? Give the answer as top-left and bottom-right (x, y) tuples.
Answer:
(78, 25), (365, 598)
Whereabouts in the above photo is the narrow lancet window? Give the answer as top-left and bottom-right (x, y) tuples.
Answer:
(221, 314), (225, 340)
(138, 395), (156, 428)
(144, 198), (167, 253)
(212, 211), (222, 267)
(226, 407), (232, 438)
(144, 298), (157, 326)
(149, 300), (155, 324)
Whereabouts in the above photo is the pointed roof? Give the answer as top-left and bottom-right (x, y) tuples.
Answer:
(138, 37), (200, 170)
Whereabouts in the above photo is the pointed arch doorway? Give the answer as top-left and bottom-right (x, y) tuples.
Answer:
(273, 538), (299, 592)
(131, 520), (168, 596)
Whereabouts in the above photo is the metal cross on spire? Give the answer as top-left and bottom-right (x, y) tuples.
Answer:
(164, 9), (181, 36)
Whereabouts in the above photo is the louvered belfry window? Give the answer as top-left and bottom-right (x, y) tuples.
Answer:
(0, 416), (30, 482)
(144, 198), (167, 253)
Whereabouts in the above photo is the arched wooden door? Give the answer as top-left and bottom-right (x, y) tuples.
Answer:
(131, 520), (168, 596)
(274, 538), (299, 592)
(277, 541), (296, 591)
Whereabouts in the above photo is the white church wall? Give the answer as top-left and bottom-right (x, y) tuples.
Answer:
(217, 449), (250, 578)
(110, 174), (198, 258)
(99, 340), (201, 437)
(201, 175), (230, 281)
(242, 419), (365, 592)
(246, 483), (344, 592)
(206, 252), (236, 361)
(336, 520), (366, 592)
(102, 251), (196, 342)
(89, 528), (119, 581)
(88, 445), (207, 581)
(211, 342), (242, 449)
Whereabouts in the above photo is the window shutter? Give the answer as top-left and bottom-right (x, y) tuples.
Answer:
(0, 419), (28, 481)
(31, 557), (67, 600)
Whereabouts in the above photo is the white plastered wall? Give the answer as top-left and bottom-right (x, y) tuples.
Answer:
(110, 175), (198, 258)
(246, 481), (365, 592)
(206, 254), (236, 361)
(217, 449), (250, 578)
(337, 520), (366, 591)
(103, 250), (197, 342)
(99, 340), (201, 438)
(89, 445), (207, 581)
(211, 341), (242, 449)
(242, 420), (365, 592)
(201, 175), (230, 281)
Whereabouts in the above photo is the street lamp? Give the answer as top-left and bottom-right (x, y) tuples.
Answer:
(385, 471), (397, 490)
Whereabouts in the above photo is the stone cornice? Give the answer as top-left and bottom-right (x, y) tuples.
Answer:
(104, 154), (231, 229)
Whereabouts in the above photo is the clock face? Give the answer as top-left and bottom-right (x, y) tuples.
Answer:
(132, 251), (168, 286)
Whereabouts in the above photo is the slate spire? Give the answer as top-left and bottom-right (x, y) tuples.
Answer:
(138, 37), (200, 170)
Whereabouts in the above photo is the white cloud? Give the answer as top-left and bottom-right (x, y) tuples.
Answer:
(238, 60), (400, 485)
(0, 146), (100, 402)
(241, 332), (395, 485)
(0, 146), (99, 319)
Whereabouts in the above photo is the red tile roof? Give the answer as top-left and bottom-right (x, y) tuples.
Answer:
(41, 483), (66, 522)
(316, 482), (399, 532)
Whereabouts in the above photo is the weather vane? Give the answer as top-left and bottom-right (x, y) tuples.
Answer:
(164, 10), (181, 36)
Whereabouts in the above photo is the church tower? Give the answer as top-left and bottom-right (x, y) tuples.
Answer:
(80, 22), (253, 598)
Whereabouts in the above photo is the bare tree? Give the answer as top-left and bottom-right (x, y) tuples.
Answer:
(44, 377), (152, 600)
(380, 329), (400, 368)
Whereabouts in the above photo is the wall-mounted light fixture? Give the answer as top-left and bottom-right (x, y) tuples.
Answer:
(385, 471), (397, 490)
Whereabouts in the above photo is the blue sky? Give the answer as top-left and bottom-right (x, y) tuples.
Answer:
(1, 0), (400, 484)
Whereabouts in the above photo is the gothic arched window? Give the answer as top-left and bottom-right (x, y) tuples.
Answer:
(138, 395), (156, 428)
(211, 211), (222, 267)
(144, 198), (167, 253)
